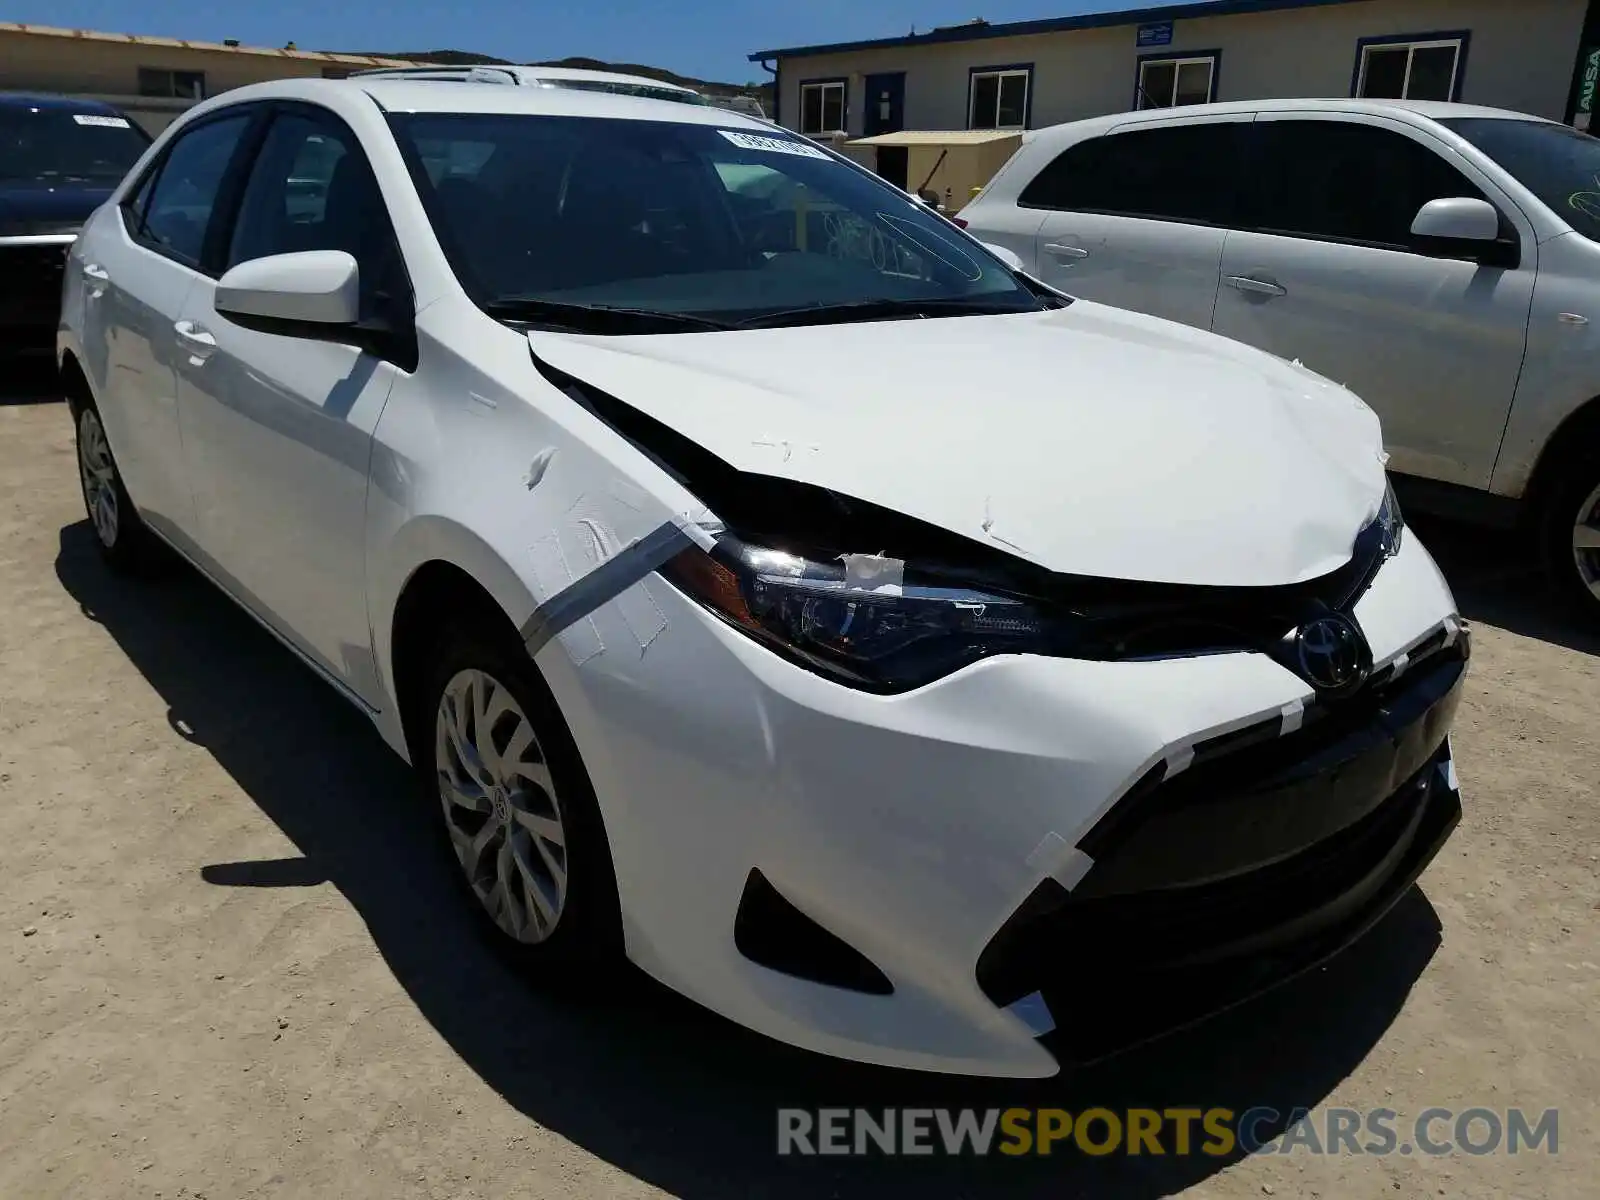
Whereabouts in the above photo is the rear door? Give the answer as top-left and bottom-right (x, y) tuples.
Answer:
(1212, 114), (1536, 488)
(78, 110), (257, 545)
(173, 103), (410, 702)
(1025, 115), (1253, 329)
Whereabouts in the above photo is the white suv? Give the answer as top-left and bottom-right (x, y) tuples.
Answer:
(962, 99), (1600, 618)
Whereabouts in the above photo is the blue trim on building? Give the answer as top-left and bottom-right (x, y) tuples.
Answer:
(796, 74), (850, 134)
(966, 62), (1036, 129)
(1350, 29), (1472, 101)
(1133, 47), (1223, 108)
(750, 0), (1370, 62)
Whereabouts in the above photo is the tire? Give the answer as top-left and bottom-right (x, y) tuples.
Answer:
(418, 620), (624, 984)
(72, 399), (163, 575)
(1540, 449), (1600, 621)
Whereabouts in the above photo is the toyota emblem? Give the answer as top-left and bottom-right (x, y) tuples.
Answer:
(1293, 614), (1371, 695)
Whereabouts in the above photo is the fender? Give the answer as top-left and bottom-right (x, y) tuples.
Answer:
(368, 513), (544, 758)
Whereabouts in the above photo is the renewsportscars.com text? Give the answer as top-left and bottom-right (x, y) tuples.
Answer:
(776, 1106), (1559, 1158)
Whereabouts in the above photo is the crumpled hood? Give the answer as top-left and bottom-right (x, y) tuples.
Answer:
(0, 182), (112, 234)
(531, 301), (1389, 587)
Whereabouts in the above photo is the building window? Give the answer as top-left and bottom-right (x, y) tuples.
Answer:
(799, 80), (846, 136)
(969, 66), (1030, 129)
(1136, 53), (1219, 109)
(138, 68), (206, 100)
(1355, 33), (1468, 102)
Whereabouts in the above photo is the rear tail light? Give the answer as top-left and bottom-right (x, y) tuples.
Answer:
(950, 216), (969, 228)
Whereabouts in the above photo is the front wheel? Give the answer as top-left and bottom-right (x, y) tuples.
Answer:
(1541, 453), (1600, 620)
(419, 623), (623, 980)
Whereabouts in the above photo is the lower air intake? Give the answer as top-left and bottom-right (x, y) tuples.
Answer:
(733, 869), (893, 995)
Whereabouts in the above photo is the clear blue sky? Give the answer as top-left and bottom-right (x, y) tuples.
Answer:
(3, 0), (1192, 84)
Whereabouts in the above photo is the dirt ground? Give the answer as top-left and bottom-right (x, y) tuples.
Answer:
(1, 365), (1597, 1199)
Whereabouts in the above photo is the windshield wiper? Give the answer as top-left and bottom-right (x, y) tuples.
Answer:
(483, 298), (732, 334)
(737, 296), (1049, 330)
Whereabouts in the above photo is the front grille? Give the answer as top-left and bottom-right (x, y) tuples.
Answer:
(1046, 510), (1399, 663)
(0, 243), (70, 332)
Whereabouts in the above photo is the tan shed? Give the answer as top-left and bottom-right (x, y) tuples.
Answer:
(845, 129), (1023, 213)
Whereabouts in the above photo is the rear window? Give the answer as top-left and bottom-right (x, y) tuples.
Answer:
(0, 104), (150, 185)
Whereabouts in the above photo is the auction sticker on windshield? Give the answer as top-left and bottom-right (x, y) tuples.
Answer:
(718, 130), (830, 159)
(72, 114), (132, 128)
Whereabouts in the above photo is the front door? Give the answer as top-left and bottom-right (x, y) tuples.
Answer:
(1212, 114), (1536, 489)
(81, 110), (256, 543)
(864, 73), (908, 190)
(174, 104), (408, 703)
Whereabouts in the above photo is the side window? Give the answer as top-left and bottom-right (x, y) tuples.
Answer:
(1249, 120), (1488, 250)
(134, 114), (253, 267)
(225, 110), (408, 322)
(1017, 123), (1245, 226)
(121, 166), (158, 230)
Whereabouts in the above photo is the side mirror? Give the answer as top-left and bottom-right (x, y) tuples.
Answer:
(215, 250), (360, 328)
(981, 242), (1026, 272)
(1411, 197), (1500, 243)
(916, 188), (943, 210)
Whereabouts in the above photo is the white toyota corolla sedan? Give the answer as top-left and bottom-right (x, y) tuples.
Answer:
(59, 77), (1468, 1078)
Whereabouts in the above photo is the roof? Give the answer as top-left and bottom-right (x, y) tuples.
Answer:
(0, 21), (437, 68)
(750, 0), (1372, 61)
(208, 76), (770, 127)
(848, 129), (1022, 146)
(0, 90), (124, 113)
(352, 65), (704, 94)
(1045, 96), (1551, 133)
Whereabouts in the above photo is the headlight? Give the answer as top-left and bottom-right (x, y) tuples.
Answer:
(659, 488), (1405, 694)
(1376, 479), (1404, 559)
(660, 535), (1063, 692)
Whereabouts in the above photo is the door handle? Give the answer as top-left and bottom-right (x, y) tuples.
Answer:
(1225, 275), (1287, 298)
(81, 262), (110, 298)
(1044, 242), (1091, 260)
(173, 319), (217, 359)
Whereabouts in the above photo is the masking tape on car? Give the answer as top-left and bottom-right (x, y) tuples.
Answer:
(523, 519), (693, 658)
(1025, 831), (1095, 892)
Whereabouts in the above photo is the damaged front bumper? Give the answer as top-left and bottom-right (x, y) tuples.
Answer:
(540, 525), (1466, 1078)
(979, 650), (1464, 1067)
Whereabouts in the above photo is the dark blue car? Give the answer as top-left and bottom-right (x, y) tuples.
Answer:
(1, 92), (151, 353)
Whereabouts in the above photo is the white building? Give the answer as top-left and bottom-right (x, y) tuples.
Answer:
(751, 0), (1600, 187)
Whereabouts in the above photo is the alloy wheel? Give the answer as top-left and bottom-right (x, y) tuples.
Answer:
(78, 408), (119, 548)
(1575, 480), (1600, 601)
(435, 668), (569, 944)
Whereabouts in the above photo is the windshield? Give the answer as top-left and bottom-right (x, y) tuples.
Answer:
(1442, 117), (1600, 242)
(0, 106), (149, 184)
(541, 79), (711, 106)
(389, 113), (1041, 330)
